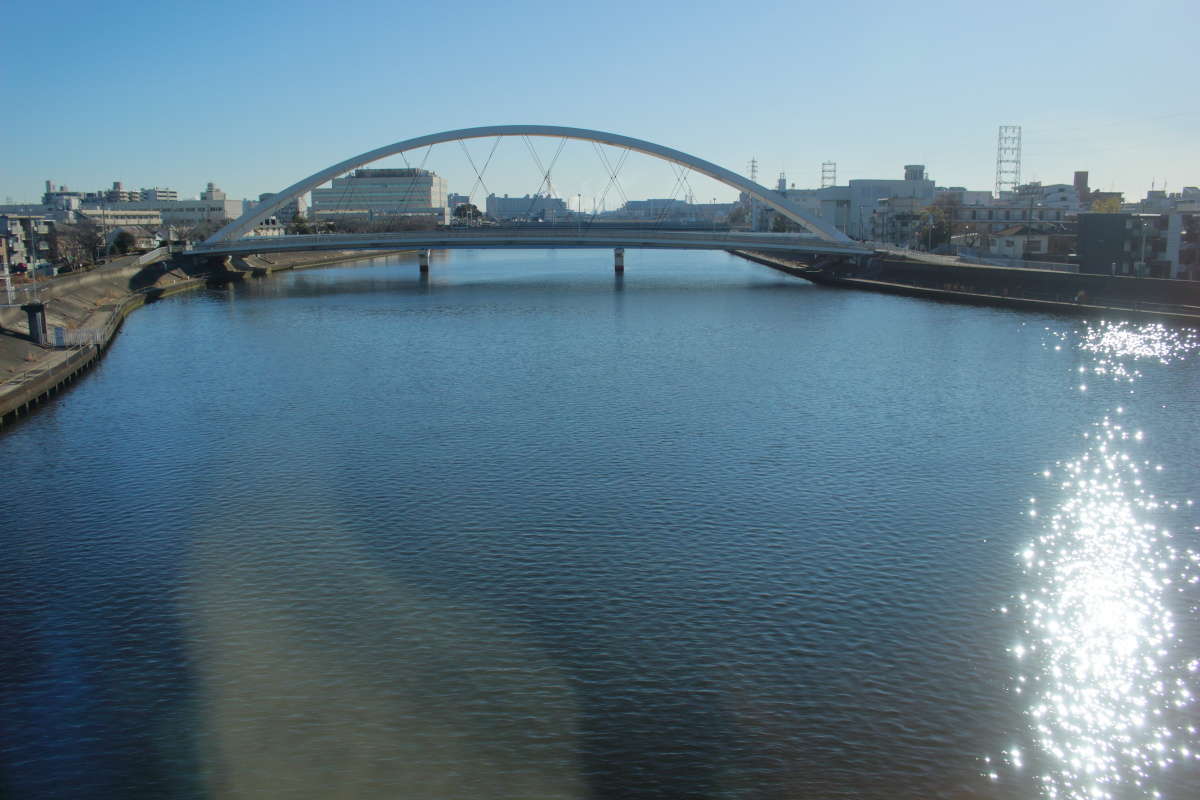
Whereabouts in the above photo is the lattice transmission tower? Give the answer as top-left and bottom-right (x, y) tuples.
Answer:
(995, 125), (1022, 198)
(820, 161), (837, 189)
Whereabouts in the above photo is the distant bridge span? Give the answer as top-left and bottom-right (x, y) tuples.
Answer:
(204, 125), (856, 246)
(190, 228), (872, 258)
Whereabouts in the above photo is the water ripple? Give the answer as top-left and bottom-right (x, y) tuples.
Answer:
(1006, 321), (1200, 799)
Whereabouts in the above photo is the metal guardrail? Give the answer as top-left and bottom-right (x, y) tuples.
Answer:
(954, 253), (1078, 273)
(1, 345), (92, 391)
(134, 246), (169, 266)
(863, 242), (1078, 273)
(1, 283), (44, 307)
(53, 327), (105, 346)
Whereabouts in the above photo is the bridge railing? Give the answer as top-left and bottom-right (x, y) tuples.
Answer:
(188, 228), (869, 256)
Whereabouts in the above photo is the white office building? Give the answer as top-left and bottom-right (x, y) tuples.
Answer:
(311, 169), (449, 223)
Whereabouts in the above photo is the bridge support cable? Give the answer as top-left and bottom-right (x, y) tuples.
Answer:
(586, 143), (631, 230)
(322, 144), (441, 231)
(327, 162), (365, 232)
(651, 163), (693, 230)
(409, 145), (437, 215)
(457, 137), (502, 209)
(594, 145), (632, 209)
(678, 168), (699, 213)
(392, 145), (437, 214)
(521, 136), (567, 220)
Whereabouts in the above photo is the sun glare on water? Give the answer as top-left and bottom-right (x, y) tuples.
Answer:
(1005, 322), (1199, 800)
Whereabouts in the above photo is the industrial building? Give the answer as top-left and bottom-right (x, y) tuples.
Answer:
(485, 193), (567, 221)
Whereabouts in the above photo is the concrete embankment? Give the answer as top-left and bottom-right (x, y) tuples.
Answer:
(226, 249), (407, 277)
(0, 249), (409, 429)
(0, 253), (201, 427)
(734, 250), (1200, 324)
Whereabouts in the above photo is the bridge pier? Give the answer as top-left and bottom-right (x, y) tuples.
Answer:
(418, 249), (431, 273)
(614, 247), (624, 273)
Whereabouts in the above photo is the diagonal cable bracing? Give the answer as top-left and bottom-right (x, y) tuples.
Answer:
(407, 145), (435, 212)
(391, 146), (436, 216)
(458, 137), (501, 206)
(593, 144), (631, 210)
(651, 162), (692, 229)
(521, 136), (567, 220)
(586, 143), (632, 231)
(588, 142), (633, 225)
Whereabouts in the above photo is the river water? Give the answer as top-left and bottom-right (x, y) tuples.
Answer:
(2, 249), (1197, 799)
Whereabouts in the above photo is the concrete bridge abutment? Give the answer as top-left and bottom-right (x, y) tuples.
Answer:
(21, 303), (48, 346)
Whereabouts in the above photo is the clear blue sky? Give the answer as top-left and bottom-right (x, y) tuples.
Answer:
(2, 0), (1195, 204)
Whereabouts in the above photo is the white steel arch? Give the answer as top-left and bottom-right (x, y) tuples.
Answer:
(207, 126), (851, 245)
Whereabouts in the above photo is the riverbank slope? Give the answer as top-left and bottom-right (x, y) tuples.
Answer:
(0, 249), (406, 427)
(734, 250), (1200, 324)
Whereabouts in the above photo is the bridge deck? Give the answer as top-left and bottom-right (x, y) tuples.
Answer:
(188, 228), (873, 258)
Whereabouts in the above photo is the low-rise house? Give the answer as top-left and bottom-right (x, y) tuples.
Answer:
(108, 225), (159, 251)
(986, 223), (1075, 261)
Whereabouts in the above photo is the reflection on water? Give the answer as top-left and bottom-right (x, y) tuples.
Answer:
(3, 254), (1199, 798)
(1009, 322), (1199, 799)
(184, 505), (582, 799)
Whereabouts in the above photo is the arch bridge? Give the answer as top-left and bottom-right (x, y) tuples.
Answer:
(197, 125), (871, 260)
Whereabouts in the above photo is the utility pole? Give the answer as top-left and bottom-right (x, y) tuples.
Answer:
(1138, 215), (1147, 277)
(747, 158), (760, 230)
(1, 233), (11, 304)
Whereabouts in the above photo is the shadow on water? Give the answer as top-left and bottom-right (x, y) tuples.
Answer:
(181, 496), (585, 799)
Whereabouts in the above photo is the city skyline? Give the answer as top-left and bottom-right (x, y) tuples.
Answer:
(2, 0), (1195, 204)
